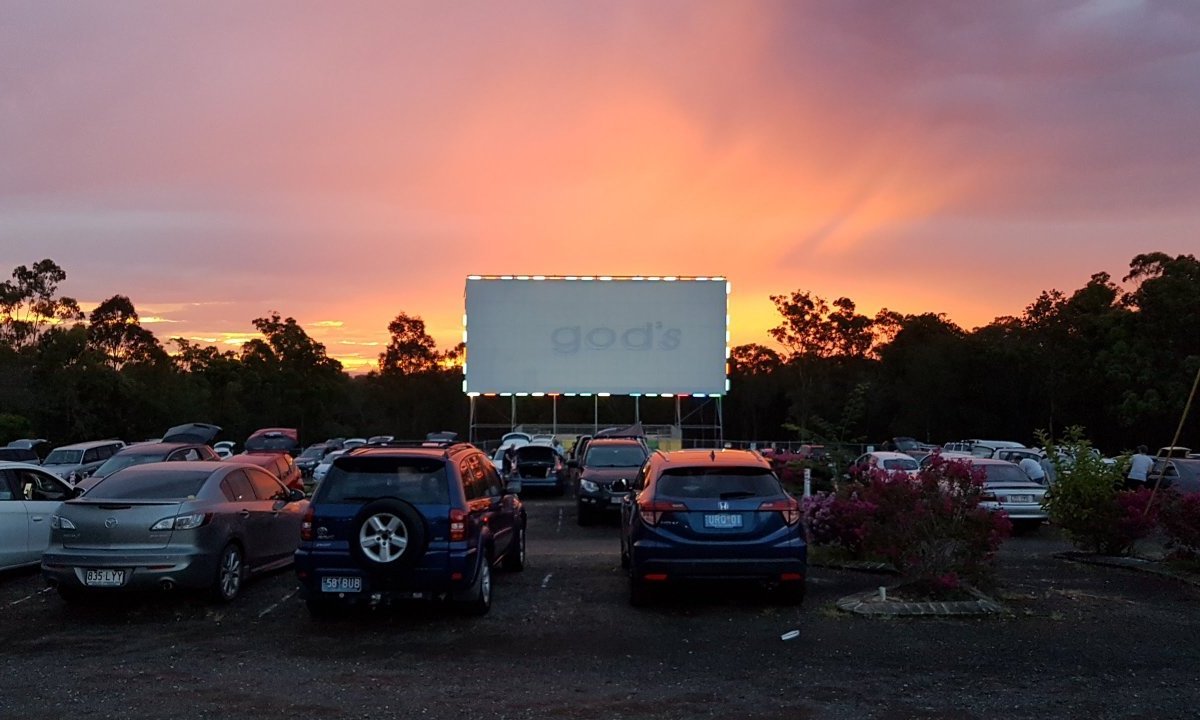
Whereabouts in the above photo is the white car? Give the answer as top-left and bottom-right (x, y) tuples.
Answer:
(312, 450), (346, 485)
(0, 462), (76, 571)
(849, 451), (920, 477)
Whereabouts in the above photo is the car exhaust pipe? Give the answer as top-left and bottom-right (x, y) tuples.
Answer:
(160, 579), (175, 591)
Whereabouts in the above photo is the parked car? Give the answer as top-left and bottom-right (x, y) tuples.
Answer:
(489, 438), (529, 474)
(500, 432), (532, 446)
(966, 458), (1048, 533)
(78, 442), (220, 492)
(244, 428), (300, 456)
(213, 441), (237, 455)
(1148, 458), (1200, 494)
(295, 443), (334, 478)
(42, 461), (308, 603)
(509, 444), (568, 495)
(995, 448), (1056, 485)
(41, 440), (127, 481)
(0, 447), (41, 463)
(6, 438), (50, 463)
(230, 451), (303, 492)
(0, 462), (77, 572)
(294, 441), (526, 618)
(312, 450), (346, 486)
(616, 448), (806, 606)
(342, 438), (367, 451)
(847, 451), (920, 478)
(919, 450), (974, 469)
(425, 431), (459, 443)
(573, 438), (650, 525)
(367, 435), (395, 445)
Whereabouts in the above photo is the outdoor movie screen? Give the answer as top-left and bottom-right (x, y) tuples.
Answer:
(464, 277), (728, 396)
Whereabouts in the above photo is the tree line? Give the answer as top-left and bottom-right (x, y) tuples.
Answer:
(724, 252), (1200, 454)
(0, 252), (1196, 452)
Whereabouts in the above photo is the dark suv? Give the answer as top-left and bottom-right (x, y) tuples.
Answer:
(294, 442), (526, 618)
(574, 438), (649, 525)
(617, 448), (806, 606)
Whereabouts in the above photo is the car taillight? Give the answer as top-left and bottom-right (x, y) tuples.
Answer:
(450, 508), (467, 541)
(638, 499), (687, 526)
(759, 498), (801, 525)
(300, 507), (315, 541)
(980, 491), (998, 502)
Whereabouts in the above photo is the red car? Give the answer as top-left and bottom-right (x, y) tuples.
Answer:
(232, 451), (304, 492)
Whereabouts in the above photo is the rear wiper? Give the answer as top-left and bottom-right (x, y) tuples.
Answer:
(718, 491), (757, 500)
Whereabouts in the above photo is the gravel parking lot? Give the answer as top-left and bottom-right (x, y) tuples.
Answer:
(2, 491), (1199, 720)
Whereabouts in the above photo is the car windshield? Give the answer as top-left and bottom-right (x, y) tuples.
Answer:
(883, 457), (919, 471)
(93, 453), (164, 478)
(657, 468), (782, 499)
(317, 457), (449, 504)
(44, 449), (83, 464)
(585, 446), (647, 468)
(893, 438), (918, 451)
(85, 470), (211, 499)
(299, 446), (326, 460)
(980, 464), (1031, 484)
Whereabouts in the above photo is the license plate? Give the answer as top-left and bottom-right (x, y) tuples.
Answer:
(610, 496), (624, 505)
(704, 513), (743, 529)
(84, 569), (125, 587)
(321, 576), (362, 593)
(1008, 495), (1034, 504)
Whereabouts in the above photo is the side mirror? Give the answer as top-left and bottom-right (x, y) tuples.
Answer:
(505, 479), (522, 495)
(611, 478), (631, 493)
(289, 488), (306, 502)
(72, 486), (85, 498)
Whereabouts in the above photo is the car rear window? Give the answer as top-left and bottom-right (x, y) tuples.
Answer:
(517, 446), (558, 462)
(245, 435), (298, 452)
(85, 470), (211, 499)
(93, 453), (165, 478)
(317, 457), (449, 504)
(979, 464), (1032, 484)
(656, 467), (782, 499)
(883, 458), (918, 471)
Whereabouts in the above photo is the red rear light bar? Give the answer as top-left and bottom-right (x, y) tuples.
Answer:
(759, 498), (801, 526)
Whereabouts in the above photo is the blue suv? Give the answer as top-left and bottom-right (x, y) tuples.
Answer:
(616, 448), (806, 606)
(294, 442), (526, 618)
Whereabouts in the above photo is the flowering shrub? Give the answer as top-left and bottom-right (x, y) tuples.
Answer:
(1161, 493), (1200, 557)
(802, 489), (876, 554)
(803, 455), (1010, 592)
(1042, 428), (1155, 556)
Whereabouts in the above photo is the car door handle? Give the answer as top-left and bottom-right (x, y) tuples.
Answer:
(31, 515), (44, 522)
(239, 509), (251, 517)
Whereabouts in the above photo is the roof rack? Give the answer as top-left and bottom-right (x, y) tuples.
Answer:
(352, 440), (476, 453)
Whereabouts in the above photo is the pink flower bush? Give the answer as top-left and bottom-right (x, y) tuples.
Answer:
(804, 456), (1010, 591)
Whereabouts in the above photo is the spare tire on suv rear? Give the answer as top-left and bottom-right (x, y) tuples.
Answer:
(349, 498), (429, 570)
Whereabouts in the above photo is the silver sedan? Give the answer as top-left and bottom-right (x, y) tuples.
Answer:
(42, 461), (307, 603)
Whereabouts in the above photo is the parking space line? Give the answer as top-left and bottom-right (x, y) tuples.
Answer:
(257, 588), (299, 618)
(556, 508), (563, 533)
(6, 587), (51, 608)
(541, 573), (553, 588)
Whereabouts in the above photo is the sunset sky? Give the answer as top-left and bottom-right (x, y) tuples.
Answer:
(3, 1), (1198, 372)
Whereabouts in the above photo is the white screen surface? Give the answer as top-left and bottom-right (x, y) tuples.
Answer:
(465, 278), (727, 395)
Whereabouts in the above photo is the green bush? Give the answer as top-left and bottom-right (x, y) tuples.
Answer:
(1042, 428), (1154, 556)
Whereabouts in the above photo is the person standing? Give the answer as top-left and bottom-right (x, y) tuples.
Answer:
(1127, 445), (1154, 490)
(1019, 455), (1047, 484)
(502, 443), (520, 479)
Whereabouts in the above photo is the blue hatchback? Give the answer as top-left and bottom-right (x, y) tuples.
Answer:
(294, 442), (526, 617)
(617, 449), (806, 606)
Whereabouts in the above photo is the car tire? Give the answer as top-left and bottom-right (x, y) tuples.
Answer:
(55, 585), (87, 605)
(629, 568), (651, 607)
(577, 505), (595, 526)
(502, 523), (526, 572)
(350, 499), (428, 570)
(619, 539), (630, 569)
(306, 596), (340, 620)
(775, 582), (806, 606)
(211, 542), (244, 603)
(457, 552), (493, 616)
